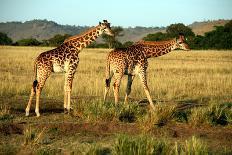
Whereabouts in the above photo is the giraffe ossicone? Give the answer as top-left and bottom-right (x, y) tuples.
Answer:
(103, 34), (190, 110)
(25, 20), (114, 117)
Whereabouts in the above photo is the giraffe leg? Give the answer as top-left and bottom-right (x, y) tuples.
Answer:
(64, 72), (75, 114)
(64, 80), (68, 113)
(103, 72), (113, 103)
(34, 70), (51, 117)
(124, 75), (135, 104)
(35, 86), (42, 117)
(25, 87), (35, 116)
(113, 73), (123, 104)
(138, 72), (155, 110)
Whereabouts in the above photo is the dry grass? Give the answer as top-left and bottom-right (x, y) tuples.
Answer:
(0, 46), (232, 154)
(0, 46), (231, 102)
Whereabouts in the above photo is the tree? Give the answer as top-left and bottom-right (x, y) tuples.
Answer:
(189, 20), (232, 49)
(123, 41), (134, 48)
(143, 32), (169, 41)
(166, 23), (195, 37)
(0, 32), (13, 45)
(48, 34), (71, 46)
(16, 38), (41, 46)
(102, 26), (124, 48)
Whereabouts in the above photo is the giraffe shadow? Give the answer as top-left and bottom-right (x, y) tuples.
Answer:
(137, 98), (207, 110)
(10, 98), (65, 115)
(11, 107), (64, 115)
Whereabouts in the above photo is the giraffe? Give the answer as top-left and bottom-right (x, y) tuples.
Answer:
(26, 20), (114, 117)
(103, 34), (190, 110)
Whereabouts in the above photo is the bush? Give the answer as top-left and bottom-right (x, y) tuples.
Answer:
(189, 102), (231, 126)
(114, 134), (170, 155)
(0, 32), (13, 45)
(48, 34), (70, 46)
(16, 38), (41, 46)
(175, 136), (208, 155)
(139, 103), (176, 131)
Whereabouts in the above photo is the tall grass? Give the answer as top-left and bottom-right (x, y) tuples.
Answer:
(72, 99), (143, 123)
(189, 102), (231, 126)
(114, 134), (209, 155)
(174, 136), (208, 155)
(139, 103), (176, 132)
(0, 46), (231, 103)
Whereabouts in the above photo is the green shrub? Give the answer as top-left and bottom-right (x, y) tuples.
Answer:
(175, 136), (208, 155)
(189, 102), (231, 126)
(86, 144), (111, 155)
(0, 105), (14, 121)
(114, 134), (170, 155)
(139, 103), (176, 132)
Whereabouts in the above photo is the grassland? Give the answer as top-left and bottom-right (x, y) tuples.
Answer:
(0, 46), (232, 154)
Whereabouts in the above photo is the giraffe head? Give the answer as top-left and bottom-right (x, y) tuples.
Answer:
(175, 33), (190, 51)
(98, 20), (114, 36)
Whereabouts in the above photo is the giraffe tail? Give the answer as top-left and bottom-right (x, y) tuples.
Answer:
(33, 62), (38, 93)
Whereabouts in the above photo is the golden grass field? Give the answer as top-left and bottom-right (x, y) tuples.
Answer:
(0, 46), (232, 154)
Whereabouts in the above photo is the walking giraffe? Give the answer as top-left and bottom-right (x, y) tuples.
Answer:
(26, 20), (114, 117)
(103, 34), (190, 110)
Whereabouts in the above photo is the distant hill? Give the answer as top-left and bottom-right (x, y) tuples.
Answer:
(0, 19), (230, 43)
(188, 19), (230, 36)
(0, 19), (89, 42)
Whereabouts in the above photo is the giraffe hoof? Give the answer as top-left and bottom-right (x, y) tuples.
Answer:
(149, 105), (156, 112)
(25, 113), (29, 117)
(35, 111), (40, 117)
(36, 114), (40, 117)
(64, 109), (68, 114)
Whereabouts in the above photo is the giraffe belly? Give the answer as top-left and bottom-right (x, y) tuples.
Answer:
(124, 65), (140, 75)
(53, 61), (69, 73)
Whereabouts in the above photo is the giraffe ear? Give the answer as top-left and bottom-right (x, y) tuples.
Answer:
(178, 34), (185, 43)
(99, 22), (102, 25)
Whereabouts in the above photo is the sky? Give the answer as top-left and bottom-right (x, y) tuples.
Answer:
(0, 0), (232, 27)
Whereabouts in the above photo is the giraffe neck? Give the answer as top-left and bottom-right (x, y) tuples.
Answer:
(63, 25), (102, 51)
(140, 39), (177, 58)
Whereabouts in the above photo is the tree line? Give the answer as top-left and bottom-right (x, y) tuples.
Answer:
(143, 20), (232, 50)
(0, 20), (232, 49)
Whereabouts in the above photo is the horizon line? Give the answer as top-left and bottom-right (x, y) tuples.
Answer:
(0, 18), (231, 28)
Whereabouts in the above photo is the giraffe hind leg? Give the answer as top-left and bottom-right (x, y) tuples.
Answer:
(124, 75), (135, 104)
(138, 72), (155, 111)
(103, 73), (113, 103)
(112, 72), (123, 104)
(25, 79), (38, 116)
(34, 69), (51, 117)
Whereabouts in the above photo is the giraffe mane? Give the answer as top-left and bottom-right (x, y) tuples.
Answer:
(137, 39), (176, 45)
(63, 25), (101, 43)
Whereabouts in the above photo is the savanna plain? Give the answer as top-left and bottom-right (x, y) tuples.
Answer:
(0, 46), (232, 154)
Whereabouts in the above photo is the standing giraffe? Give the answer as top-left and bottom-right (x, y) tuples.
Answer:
(103, 34), (190, 110)
(26, 20), (114, 117)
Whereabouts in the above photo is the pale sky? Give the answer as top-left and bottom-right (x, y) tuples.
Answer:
(0, 0), (232, 27)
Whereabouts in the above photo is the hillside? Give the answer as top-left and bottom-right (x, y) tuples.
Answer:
(0, 19), (89, 42)
(189, 19), (230, 35)
(0, 19), (230, 43)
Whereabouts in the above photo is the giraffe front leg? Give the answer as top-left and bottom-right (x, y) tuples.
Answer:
(64, 88), (72, 114)
(64, 72), (75, 114)
(138, 72), (155, 111)
(124, 75), (135, 104)
(64, 83), (68, 113)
